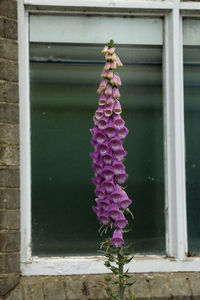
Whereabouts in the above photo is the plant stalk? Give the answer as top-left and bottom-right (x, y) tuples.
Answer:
(118, 247), (125, 300)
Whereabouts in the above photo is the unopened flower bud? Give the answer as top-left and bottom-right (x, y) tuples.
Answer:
(111, 53), (117, 61)
(101, 69), (107, 78)
(113, 87), (120, 99)
(108, 47), (115, 54)
(102, 46), (108, 53)
(107, 70), (113, 79)
(105, 84), (113, 96)
(110, 61), (117, 69)
(105, 53), (112, 60)
(104, 62), (111, 71)
(116, 57), (123, 67)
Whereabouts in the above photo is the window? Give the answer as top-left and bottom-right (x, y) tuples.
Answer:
(19, 0), (200, 275)
(183, 18), (200, 255)
(30, 15), (164, 257)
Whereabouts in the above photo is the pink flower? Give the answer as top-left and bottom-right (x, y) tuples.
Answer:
(102, 151), (113, 165)
(102, 180), (115, 193)
(102, 166), (114, 180)
(114, 147), (127, 161)
(99, 93), (107, 106)
(113, 87), (120, 99)
(101, 69), (107, 78)
(97, 87), (103, 94)
(104, 104), (114, 117)
(113, 114), (125, 129)
(91, 41), (132, 246)
(100, 198), (110, 211)
(111, 53), (117, 61)
(116, 171), (128, 184)
(104, 62), (111, 71)
(95, 186), (105, 199)
(110, 136), (122, 151)
(98, 116), (108, 130)
(105, 53), (112, 60)
(109, 203), (121, 220)
(110, 185), (123, 204)
(116, 57), (123, 67)
(107, 70), (114, 79)
(108, 47), (115, 54)
(111, 74), (121, 86)
(114, 212), (128, 229)
(118, 126), (129, 139)
(110, 61), (117, 69)
(111, 229), (124, 248)
(106, 95), (115, 105)
(114, 100), (122, 114)
(98, 142), (109, 155)
(106, 119), (116, 138)
(112, 159), (125, 175)
(99, 79), (107, 89)
(120, 192), (132, 210)
(95, 106), (104, 120)
(94, 131), (107, 144)
(105, 84), (113, 96)
(99, 211), (110, 225)
(102, 46), (108, 53)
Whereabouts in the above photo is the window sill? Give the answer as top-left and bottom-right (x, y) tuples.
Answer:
(21, 255), (200, 275)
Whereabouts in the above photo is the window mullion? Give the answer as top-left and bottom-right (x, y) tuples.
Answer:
(164, 10), (187, 260)
(18, 1), (32, 263)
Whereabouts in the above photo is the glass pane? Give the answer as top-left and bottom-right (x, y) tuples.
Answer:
(184, 45), (200, 255)
(30, 43), (165, 256)
(30, 15), (163, 45)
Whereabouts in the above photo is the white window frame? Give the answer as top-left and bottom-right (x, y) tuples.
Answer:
(18, 0), (200, 276)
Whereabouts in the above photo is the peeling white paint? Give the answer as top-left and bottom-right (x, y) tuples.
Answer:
(22, 256), (200, 275)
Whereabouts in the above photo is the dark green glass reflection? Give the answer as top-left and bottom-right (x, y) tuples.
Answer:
(30, 43), (165, 256)
(184, 46), (200, 255)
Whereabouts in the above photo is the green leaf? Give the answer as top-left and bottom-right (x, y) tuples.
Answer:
(125, 268), (129, 273)
(105, 285), (111, 292)
(124, 256), (134, 264)
(105, 275), (111, 282)
(124, 274), (131, 278)
(112, 281), (119, 285)
(104, 261), (111, 267)
(130, 295), (136, 300)
(111, 266), (119, 274)
(111, 291), (118, 299)
(126, 282), (134, 286)
(109, 255), (115, 262)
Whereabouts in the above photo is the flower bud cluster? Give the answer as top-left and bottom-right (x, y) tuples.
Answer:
(90, 43), (132, 248)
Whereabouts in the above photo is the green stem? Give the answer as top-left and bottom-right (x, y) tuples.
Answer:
(118, 247), (125, 300)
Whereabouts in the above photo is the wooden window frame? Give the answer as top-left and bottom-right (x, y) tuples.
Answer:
(18, 0), (200, 275)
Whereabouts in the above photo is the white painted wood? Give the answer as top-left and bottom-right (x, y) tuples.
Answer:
(164, 11), (187, 260)
(30, 15), (163, 45)
(18, 0), (32, 263)
(24, 0), (173, 10)
(180, 2), (200, 11)
(183, 18), (200, 45)
(21, 256), (200, 275)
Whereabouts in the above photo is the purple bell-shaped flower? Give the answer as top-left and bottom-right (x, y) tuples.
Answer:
(111, 229), (124, 248)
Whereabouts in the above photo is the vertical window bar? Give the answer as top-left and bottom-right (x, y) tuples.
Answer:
(18, 1), (32, 263)
(164, 9), (188, 260)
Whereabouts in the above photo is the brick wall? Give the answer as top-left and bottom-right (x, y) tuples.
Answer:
(0, 0), (20, 297)
(0, 1), (200, 299)
(0, 273), (200, 300)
